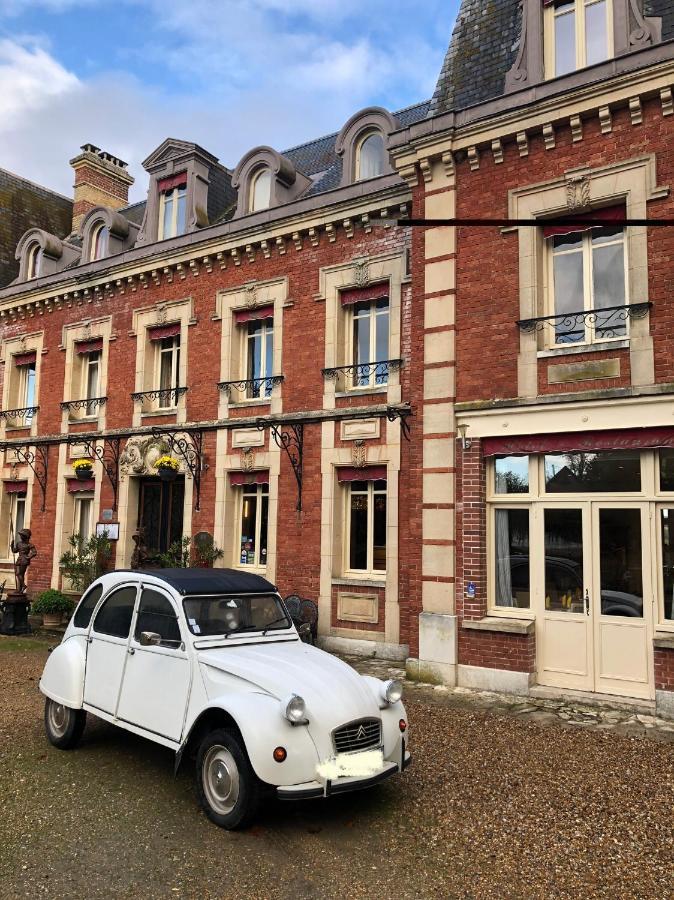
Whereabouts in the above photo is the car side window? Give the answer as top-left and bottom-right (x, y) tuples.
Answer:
(73, 583), (104, 629)
(135, 589), (181, 646)
(92, 586), (137, 639)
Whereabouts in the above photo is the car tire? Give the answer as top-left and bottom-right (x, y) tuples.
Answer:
(44, 698), (86, 750)
(196, 728), (262, 830)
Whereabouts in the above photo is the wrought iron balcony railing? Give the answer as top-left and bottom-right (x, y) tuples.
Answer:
(131, 387), (188, 407)
(322, 358), (403, 387)
(60, 397), (108, 414)
(218, 375), (284, 399)
(0, 406), (39, 423)
(516, 302), (651, 342)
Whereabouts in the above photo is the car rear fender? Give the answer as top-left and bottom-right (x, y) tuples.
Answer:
(39, 635), (87, 708)
(181, 692), (320, 786)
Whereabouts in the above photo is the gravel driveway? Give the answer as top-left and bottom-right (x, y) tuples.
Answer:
(1, 635), (672, 899)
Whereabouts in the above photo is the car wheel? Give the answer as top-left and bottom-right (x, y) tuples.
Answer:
(44, 698), (86, 750)
(196, 728), (262, 830)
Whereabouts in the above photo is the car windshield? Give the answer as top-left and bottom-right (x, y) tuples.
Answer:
(182, 593), (291, 637)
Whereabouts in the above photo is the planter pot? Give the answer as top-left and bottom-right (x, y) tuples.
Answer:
(28, 614), (43, 629)
(42, 613), (62, 629)
(75, 468), (93, 481)
(158, 466), (177, 482)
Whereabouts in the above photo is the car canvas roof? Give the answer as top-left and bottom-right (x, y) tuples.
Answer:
(124, 568), (278, 595)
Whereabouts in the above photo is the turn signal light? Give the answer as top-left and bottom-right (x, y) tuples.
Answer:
(399, 719), (407, 733)
(273, 746), (287, 763)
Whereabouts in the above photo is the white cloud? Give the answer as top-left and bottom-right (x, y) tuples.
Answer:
(0, 37), (80, 125)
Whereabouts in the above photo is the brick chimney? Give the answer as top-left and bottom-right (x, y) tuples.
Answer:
(69, 143), (134, 233)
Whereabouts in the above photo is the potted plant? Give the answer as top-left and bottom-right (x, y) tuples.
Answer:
(72, 458), (94, 481)
(31, 589), (74, 629)
(193, 533), (224, 568)
(59, 533), (112, 593)
(154, 455), (180, 482)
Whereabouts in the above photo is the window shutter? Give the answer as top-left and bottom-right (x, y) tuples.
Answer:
(3, 480), (27, 495)
(233, 305), (275, 325)
(229, 470), (270, 486)
(340, 284), (389, 307)
(75, 338), (103, 355)
(542, 205), (625, 239)
(67, 478), (95, 493)
(157, 172), (187, 192)
(14, 351), (36, 367)
(148, 323), (181, 341)
(337, 466), (387, 482)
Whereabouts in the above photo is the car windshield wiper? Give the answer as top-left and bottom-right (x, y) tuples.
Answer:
(261, 616), (291, 636)
(222, 624), (263, 639)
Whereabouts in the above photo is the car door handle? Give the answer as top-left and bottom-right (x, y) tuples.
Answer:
(128, 647), (135, 655)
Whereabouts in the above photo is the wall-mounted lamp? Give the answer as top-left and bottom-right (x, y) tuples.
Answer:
(457, 423), (472, 451)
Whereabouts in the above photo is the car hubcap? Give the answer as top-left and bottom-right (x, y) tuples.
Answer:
(48, 702), (68, 737)
(203, 746), (240, 815)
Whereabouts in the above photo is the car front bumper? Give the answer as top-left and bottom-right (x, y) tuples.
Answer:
(276, 750), (411, 800)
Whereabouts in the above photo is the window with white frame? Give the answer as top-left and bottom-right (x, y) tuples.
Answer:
(158, 183), (187, 240)
(351, 298), (390, 388)
(249, 168), (272, 213)
(5, 492), (26, 558)
(90, 223), (109, 261)
(355, 131), (386, 181)
(14, 357), (37, 425)
(82, 351), (101, 417)
(547, 222), (627, 345)
(156, 335), (181, 408)
(344, 476), (387, 575)
(26, 243), (42, 280)
(245, 318), (274, 399)
(546, 0), (612, 77)
(73, 494), (94, 541)
(236, 482), (269, 568)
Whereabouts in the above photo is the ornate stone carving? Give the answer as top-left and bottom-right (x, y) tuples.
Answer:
(119, 436), (172, 480)
(566, 175), (591, 210)
(353, 257), (369, 288)
(244, 283), (258, 310)
(81, 320), (92, 341)
(628, 0), (657, 48)
(240, 447), (255, 472)
(351, 440), (367, 469)
(155, 303), (167, 325)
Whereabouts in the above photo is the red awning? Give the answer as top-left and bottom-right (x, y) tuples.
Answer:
(3, 480), (27, 494)
(148, 323), (181, 341)
(340, 283), (389, 307)
(67, 477), (95, 493)
(482, 427), (674, 457)
(542, 205), (625, 239)
(14, 351), (36, 367)
(75, 338), (103, 355)
(229, 470), (270, 486)
(234, 305), (274, 325)
(157, 172), (187, 192)
(337, 465), (387, 482)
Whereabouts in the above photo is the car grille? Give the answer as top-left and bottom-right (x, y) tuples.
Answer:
(333, 718), (382, 754)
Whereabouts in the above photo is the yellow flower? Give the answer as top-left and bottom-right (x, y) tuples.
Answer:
(154, 455), (180, 471)
(72, 458), (93, 471)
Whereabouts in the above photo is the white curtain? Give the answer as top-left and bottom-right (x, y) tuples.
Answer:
(495, 509), (514, 607)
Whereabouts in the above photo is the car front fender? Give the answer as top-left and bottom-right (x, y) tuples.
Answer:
(183, 692), (321, 786)
(39, 635), (87, 708)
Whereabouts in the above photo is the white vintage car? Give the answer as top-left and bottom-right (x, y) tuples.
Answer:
(39, 569), (410, 829)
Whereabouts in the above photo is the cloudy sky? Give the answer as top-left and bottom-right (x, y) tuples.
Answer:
(0, 0), (457, 202)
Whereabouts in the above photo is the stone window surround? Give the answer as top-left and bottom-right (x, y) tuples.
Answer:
(335, 107), (398, 187)
(130, 298), (195, 426)
(213, 277), (287, 419)
(0, 480), (33, 567)
(231, 147), (311, 220)
(79, 206), (140, 263)
(59, 316), (113, 429)
(319, 252), (405, 410)
(508, 154), (668, 398)
(506, 0), (662, 92)
(14, 229), (79, 283)
(0, 331), (44, 439)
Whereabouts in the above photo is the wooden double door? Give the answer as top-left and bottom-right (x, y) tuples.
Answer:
(137, 477), (185, 559)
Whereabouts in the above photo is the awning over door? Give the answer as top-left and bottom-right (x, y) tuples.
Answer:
(483, 427), (674, 457)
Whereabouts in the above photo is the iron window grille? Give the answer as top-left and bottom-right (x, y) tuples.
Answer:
(322, 358), (403, 389)
(131, 387), (188, 407)
(516, 302), (651, 343)
(218, 375), (284, 400)
(60, 397), (107, 414)
(0, 406), (39, 424)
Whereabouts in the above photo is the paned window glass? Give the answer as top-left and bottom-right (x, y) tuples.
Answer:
(494, 508), (530, 608)
(494, 456), (529, 494)
(237, 484), (269, 568)
(544, 451), (641, 493)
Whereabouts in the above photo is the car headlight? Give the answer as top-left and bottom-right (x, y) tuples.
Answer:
(282, 693), (308, 724)
(382, 679), (403, 705)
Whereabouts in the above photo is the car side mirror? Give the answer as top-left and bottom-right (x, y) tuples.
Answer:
(139, 631), (162, 647)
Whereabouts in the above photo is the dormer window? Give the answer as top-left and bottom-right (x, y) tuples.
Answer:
(26, 244), (42, 280)
(356, 132), (386, 181)
(546, 0), (611, 77)
(90, 223), (109, 261)
(158, 173), (187, 240)
(250, 168), (272, 213)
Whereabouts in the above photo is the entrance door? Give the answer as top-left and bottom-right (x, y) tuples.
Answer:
(536, 503), (654, 699)
(138, 477), (184, 559)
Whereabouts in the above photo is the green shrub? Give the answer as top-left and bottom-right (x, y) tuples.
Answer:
(32, 589), (74, 616)
(59, 533), (112, 593)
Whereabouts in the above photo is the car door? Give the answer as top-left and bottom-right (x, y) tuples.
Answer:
(115, 585), (191, 743)
(84, 582), (139, 715)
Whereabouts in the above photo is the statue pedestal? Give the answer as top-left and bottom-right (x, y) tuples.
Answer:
(0, 591), (32, 635)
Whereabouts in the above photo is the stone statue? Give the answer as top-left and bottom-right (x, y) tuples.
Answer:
(10, 527), (37, 595)
(130, 528), (150, 570)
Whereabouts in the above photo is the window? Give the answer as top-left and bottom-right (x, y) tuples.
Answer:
(548, 225), (627, 345)
(346, 479), (387, 575)
(660, 509), (674, 621)
(157, 336), (180, 408)
(356, 132), (386, 180)
(237, 483), (269, 568)
(73, 494), (94, 540)
(159, 184), (187, 240)
(15, 358), (37, 424)
(6, 492), (26, 558)
(93, 585), (137, 638)
(90, 224), (109, 261)
(135, 589), (181, 645)
(26, 243), (42, 280)
(494, 507), (530, 608)
(82, 351), (100, 417)
(73, 583), (104, 629)
(495, 456), (530, 494)
(352, 299), (390, 389)
(543, 451), (641, 492)
(249, 168), (272, 213)
(245, 319), (274, 399)
(548, 0), (611, 77)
